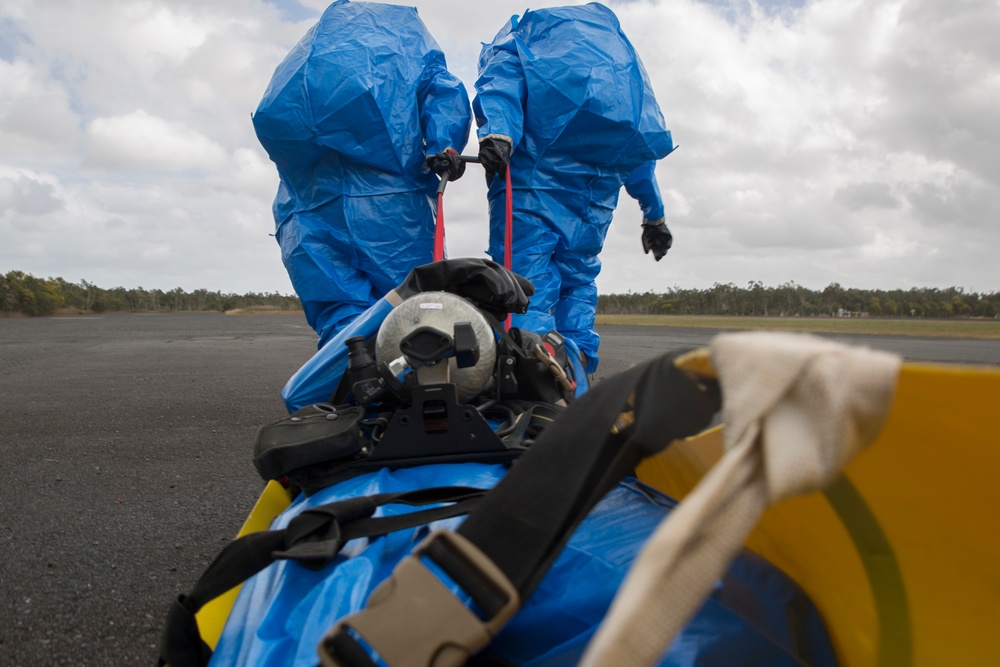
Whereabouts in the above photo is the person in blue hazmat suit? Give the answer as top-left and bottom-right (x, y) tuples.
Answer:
(252, 0), (472, 348)
(473, 3), (676, 373)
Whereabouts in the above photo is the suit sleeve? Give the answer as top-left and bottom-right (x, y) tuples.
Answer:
(472, 34), (527, 149)
(624, 161), (665, 221)
(420, 59), (473, 156)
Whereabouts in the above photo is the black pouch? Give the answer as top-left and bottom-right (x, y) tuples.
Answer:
(253, 403), (367, 483)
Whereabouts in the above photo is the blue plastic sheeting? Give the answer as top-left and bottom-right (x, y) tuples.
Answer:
(254, 0), (471, 347)
(473, 3), (674, 372)
(210, 464), (837, 667)
(561, 335), (589, 398)
(281, 296), (393, 413)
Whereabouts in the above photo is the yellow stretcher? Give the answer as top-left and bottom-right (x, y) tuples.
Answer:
(195, 360), (1000, 667)
(638, 361), (1000, 667)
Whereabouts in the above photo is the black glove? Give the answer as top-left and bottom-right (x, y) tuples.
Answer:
(641, 218), (673, 262)
(478, 135), (512, 182)
(425, 148), (465, 181)
(395, 258), (534, 321)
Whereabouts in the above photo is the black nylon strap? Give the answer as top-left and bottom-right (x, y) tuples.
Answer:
(493, 401), (561, 447)
(159, 486), (488, 667)
(275, 487), (486, 569)
(424, 537), (511, 619)
(325, 630), (380, 667)
(457, 351), (720, 598)
(321, 351), (721, 667)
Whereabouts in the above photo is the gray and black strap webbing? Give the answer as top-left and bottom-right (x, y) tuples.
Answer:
(158, 486), (488, 667)
(318, 350), (721, 667)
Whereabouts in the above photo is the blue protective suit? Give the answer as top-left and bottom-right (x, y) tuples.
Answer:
(210, 466), (837, 666)
(473, 3), (673, 372)
(253, 0), (472, 347)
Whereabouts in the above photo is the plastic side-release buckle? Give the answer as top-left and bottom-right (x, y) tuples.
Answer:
(318, 530), (520, 667)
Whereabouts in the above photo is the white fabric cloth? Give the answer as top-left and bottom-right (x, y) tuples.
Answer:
(579, 332), (902, 667)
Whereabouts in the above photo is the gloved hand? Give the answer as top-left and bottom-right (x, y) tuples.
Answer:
(425, 148), (465, 181)
(394, 258), (534, 321)
(641, 218), (673, 262)
(478, 135), (512, 182)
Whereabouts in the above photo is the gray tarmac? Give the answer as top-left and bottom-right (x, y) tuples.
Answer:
(0, 312), (996, 665)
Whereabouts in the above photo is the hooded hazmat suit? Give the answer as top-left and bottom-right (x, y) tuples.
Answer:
(473, 3), (673, 372)
(253, 0), (472, 347)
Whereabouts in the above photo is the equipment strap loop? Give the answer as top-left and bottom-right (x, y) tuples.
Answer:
(159, 486), (488, 667)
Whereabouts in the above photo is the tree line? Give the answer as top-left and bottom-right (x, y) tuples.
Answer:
(598, 281), (999, 319)
(1, 271), (301, 316)
(3, 271), (997, 319)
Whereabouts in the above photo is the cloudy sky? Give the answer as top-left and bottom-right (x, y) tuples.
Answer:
(1, 0), (997, 298)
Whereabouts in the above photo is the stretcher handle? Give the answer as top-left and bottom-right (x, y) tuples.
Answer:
(433, 154), (514, 331)
(435, 155), (481, 195)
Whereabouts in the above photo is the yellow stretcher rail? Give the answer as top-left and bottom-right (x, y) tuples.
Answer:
(195, 480), (293, 651)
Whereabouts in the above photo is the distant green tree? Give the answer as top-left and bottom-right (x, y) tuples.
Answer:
(31, 278), (65, 315)
(3, 270), (994, 320)
(2, 272), (65, 315)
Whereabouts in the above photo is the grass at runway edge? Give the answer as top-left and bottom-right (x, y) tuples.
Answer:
(595, 314), (1000, 340)
(37, 309), (997, 340)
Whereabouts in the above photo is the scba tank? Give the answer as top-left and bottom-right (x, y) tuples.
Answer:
(375, 291), (497, 400)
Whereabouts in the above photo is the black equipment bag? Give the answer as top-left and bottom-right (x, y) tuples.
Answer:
(253, 403), (367, 484)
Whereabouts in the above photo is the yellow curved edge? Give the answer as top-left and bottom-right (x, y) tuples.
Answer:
(195, 480), (293, 650)
(638, 361), (1000, 667)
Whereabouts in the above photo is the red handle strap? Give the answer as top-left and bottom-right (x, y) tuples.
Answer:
(434, 190), (446, 262)
(504, 168), (513, 330)
(432, 162), (514, 329)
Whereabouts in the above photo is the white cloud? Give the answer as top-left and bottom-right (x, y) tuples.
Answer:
(85, 110), (228, 172)
(593, 0), (1000, 293)
(0, 171), (64, 216)
(206, 147), (279, 197)
(0, 0), (996, 299)
(0, 60), (82, 164)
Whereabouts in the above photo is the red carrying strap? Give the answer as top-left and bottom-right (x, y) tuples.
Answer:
(434, 190), (446, 262)
(433, 164), (514, 328)
(504, 168), (513, 330)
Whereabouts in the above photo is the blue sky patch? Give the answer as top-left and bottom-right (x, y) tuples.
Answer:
(262, 0), (320, 23)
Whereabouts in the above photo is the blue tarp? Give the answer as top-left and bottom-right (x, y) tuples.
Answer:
(253, 0), (471, 346)
(473, 3), (674, 372)
(210, 466), (836, 666)
(280, 295), (393, 413)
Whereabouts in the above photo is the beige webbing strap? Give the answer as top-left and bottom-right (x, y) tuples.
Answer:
(580, 332), (902, 667)
(318, 531), (519, 667)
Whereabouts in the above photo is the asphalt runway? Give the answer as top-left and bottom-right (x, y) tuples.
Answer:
(0, 313), (996, 665)
(592, 323), (1000, 376)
